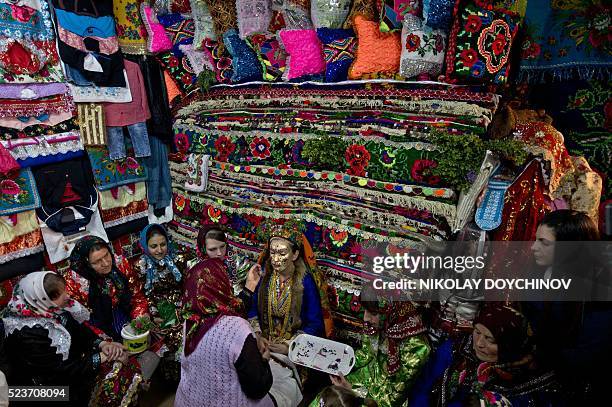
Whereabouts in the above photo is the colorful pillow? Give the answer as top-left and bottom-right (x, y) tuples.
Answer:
(311, 0), (352, 29)
(157, 49), (197, 95)
(280, 29), (325, 81)
(191, 0), (217, 49)
(378, 0), (423, 32)
(246, 33), (287, 81)
(179, 43), (215, 75)
(279, 0), (313, 30)
(444, 0), (519, 85)
(423, 0), (454, 30)
(236, 0), (272, 38)
(201, 38), (234, 84)
(204, 0), (238, 44)
(223, 29), (263, 82)
(268, 9), (287, 32)
(400, 14), (446, 78)
(343, 0), (377, 29)
(141, 3), (173, 53)
(317, 28), (356, 82)
(158, 13), (195, 47)
(349, 15), (401, 79)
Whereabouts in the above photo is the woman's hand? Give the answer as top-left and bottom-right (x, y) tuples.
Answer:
(100, 342), (127, 361)
(330, 373), (352, 390)
(269, 342), (289, 355)
(245, 264), (262, 292)
(255, 334), (269, 354)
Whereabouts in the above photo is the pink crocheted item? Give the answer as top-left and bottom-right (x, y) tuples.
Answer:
(280, 29), (325, 80)
(141, 3), (173, 53)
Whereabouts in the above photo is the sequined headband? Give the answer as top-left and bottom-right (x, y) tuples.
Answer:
(256, 219), (305, 247)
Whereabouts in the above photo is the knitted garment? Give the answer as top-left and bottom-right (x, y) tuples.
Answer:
(175, 316), (274, 407)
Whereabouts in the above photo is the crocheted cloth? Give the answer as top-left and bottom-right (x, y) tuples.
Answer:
(175, 316), (274, 407)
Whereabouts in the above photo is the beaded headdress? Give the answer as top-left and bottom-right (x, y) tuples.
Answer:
(256, 218), (305, 247)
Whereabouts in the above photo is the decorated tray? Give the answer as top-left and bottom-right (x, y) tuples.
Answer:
(288, 334), (355, 376)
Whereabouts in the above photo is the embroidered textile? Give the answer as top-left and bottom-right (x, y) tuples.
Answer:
(0, 90), (74, 118)
(0, 167), (40, 215)
(246, 32), (287, 82)
(317, 28), (357, 82)
(0, 37), (63, 83)
(191, 0), (216, 48)
(0, 227), (43, 264)
(113, 0), (148, 55)
(444, 0), (519, 85)
(77, 103), (107, 145)
(519, 1), (611, 82)
(86, 146), (148, 190)
(0, 0), (54, 41)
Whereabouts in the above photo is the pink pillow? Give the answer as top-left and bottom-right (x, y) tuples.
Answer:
(141, 3), (173, 54)
(279, 29), (325, 81)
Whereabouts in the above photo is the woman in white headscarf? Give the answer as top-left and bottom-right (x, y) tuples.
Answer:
(2, 271), (142, 406)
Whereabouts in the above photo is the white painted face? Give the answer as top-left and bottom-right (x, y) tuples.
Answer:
(531, 225), (556, 267)
(269, 238), (299, 274)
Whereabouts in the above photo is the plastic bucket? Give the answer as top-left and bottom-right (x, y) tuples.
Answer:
(121, 325), (149, 354)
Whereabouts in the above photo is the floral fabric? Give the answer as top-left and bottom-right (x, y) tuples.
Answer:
(86, 146), (148, 191)
(201, 37), (233, 84)
(400, 14), (446, 79)
(0, 38), (63, 83)
(0, 167), (40, 215)
(113, 0), (148, 55)
(191, 0), (216, 48)
(156, 48), (198, 96)
(519, 1), (611, 82)
(445, 0), (519, 85)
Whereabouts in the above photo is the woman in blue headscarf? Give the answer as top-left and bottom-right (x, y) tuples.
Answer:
(137, 223), (185, 382)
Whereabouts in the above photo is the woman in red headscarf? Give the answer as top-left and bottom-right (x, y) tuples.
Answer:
(176, 258), (275, 406)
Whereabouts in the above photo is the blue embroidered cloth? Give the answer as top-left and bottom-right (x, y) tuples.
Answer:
(519, 1), (611, 82)
(0, 168), (41, 215)
(86, 146), (148, 191)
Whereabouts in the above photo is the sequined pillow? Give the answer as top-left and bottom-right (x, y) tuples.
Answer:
(311, 0), (352, 29)
(343, 0), (377, 29)
(204, 0), (238, 44)
(201, 37), (234, 84)
(280, 29), (325, 81)
(400, 15), (446, 78)
(191, 0), (217, 49)
(236, 0), (272, 38)
(246, 33), (287, 81)
(423, 0), (454, 30)
(378, 0), (423, 32)
(158, 13), (195, 47)
(279, 0), (313, 29)
(349, 15), (401, 79)
(317, 28), (356, 82)
(223, 29), (262, 82)
(445, 0), (519, 85)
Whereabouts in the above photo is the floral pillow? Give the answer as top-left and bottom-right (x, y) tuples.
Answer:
(223, 29), (263, 82)
(343, 0), (377, 29)
(400, 14), (446, 79)
(236, 0), (272, 38)
(349, 15), (401, 79)
(444, 0), (519, 85)
(311, 0), (352, 29)
(191, 0), (217, 49)
(317, 28), (357, 82)
(280, 29), (325, 81)
(158, 13), (195, 48)
(422, 0), (454, 30)
(201, 38), (233, 84)
(156, 49), (197, 95)
(246, 32), (287, 81)
(204, 0), (238, 44)
(378, 0), (423, 32)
